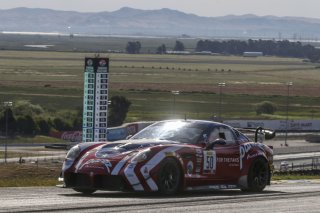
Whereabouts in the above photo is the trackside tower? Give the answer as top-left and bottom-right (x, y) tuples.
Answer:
(82, 57), (109, 142)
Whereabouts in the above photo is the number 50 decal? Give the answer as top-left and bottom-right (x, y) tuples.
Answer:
(203, 151), (216, 174)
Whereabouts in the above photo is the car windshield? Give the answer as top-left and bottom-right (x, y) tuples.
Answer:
(130, 120), (209, 144)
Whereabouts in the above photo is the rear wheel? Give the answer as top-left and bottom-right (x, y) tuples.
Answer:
(244, 158), (269, 192)
(73, 188), (96, 195)
(157, 158), (182, 195)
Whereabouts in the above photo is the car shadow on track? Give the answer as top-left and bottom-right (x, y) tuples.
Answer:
(60, 189), (285, 199)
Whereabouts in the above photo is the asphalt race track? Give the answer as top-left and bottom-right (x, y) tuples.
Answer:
(1, 181), (320, 213)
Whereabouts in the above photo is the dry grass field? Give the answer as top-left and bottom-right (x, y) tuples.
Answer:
(0, 49), (320, 186)
(1, 50), (320, 121)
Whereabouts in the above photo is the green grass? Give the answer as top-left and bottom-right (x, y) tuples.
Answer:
(272, 174), (320, 181)
(1, 86), (320, 121)
(1, 50), (320, 121)
(0, 151), (46, 158)
(1, 136), (65, 144)
(0, 34), (198, 53)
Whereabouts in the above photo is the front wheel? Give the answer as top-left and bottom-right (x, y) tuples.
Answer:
(73, 188), (96, 195)
(157, 158), (182, 195)
(243, 158), (269, 192)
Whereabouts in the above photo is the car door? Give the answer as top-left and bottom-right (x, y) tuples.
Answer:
(202, 126), (240, 183)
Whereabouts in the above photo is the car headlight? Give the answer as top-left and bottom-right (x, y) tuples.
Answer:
(66, 145), (81, 161)
(131, 149), (151, 163)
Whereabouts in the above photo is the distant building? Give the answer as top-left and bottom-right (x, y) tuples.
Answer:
(243, 52), (263, 57)
(194, 51), (212, 55)
(166, 50), (190, 55)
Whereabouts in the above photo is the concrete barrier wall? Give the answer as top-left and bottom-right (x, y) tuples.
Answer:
(49, 121), (154, 142)
(107, 121), (153, 141)
(50, 119), (320, 143)
(224, 120), (320, 131)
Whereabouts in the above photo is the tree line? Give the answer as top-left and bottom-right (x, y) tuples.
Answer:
(0, 96), (131, 137)
(196, 39), (320, 62)
(126, 41), (185, 54)
(126, 39), (320, 62)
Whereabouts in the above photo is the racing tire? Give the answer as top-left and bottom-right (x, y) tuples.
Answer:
(243, 158), (269, 192)
(73, 188), (96, 195)
(157, 158), (182, 195)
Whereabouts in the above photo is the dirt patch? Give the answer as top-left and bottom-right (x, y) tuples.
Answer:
(0, 162), (62, 179)
(0, 162), (62, 187)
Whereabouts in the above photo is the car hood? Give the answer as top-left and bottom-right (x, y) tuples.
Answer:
(88, 139), (180, 160)
(73, 139), (181, 174)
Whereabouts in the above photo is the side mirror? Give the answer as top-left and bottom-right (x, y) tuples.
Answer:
(206, 139), (227, 150)
(264, 129), (276, 140)
(255, 127), (276, 142)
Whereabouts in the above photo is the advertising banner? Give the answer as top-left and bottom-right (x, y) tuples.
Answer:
(224, 120), (320, 131)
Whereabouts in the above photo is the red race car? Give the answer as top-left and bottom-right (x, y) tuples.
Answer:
(59, 120), (274, 195)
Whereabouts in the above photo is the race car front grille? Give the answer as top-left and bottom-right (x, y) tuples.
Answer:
(64, 173), (91, 188)
(94, 175), (127, 191)
(64, 173), (127, 191)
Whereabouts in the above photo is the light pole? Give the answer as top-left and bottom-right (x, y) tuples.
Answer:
(284, 82), (293, 146)
(3, 101), (13, 163)
(310, 110), (316, 120)
(218, 83), (226, 122)
(171, 90), (180, 117)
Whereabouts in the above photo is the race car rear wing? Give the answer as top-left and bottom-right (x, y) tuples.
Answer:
(236, 127), (276, 143)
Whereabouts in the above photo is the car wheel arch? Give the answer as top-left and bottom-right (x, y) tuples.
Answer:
(156, 157), (185, 194)
(168, 157), (186, 191)
(241, 152), (269, 174)
(238, 156), (269, 188)
(241, 156), (270, 192)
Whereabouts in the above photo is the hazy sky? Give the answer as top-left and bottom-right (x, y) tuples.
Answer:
(0, 0), (319, 18)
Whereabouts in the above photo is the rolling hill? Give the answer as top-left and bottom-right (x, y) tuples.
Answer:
(1, 7), (320, 38)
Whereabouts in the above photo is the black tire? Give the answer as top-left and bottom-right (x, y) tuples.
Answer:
(73, 188), (96, 195)
(157, 158), (182, 195)
(244, 158), (269, 192)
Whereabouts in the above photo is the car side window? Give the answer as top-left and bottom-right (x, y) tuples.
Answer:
(206, 127), (219, 143)
(207, 126), (235, 145)
(218, 126), (236, 145)
(233, 129), (250, 142)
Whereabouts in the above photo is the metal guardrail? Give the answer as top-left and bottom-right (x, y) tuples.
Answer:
(275, 157), (320, 172)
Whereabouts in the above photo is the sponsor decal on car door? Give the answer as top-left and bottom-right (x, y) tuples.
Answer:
(203, 150), (217, 174)
(214, 145), (240, 179)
